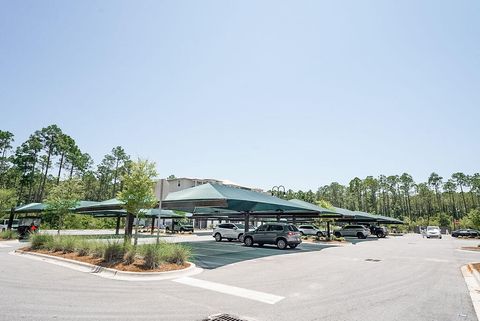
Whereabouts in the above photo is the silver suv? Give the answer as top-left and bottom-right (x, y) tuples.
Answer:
(334, 225), (371, 239)
(243, 223), (302, 249)
(213, 223), (251, 242)
(298, 224), (325, 237)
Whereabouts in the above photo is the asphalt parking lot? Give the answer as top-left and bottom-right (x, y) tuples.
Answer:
(186, 241), (334, 269)
(0, 234), (478, 321)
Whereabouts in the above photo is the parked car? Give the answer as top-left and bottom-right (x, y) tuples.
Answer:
(243, 223), (302, 249)
(369, 225), (388, 238)
(212, 223), (253, 242)
(424, 226), (442, 239)
(334, 225), (371, 239)
(165, 222), (194, 233)
(0, 219), (19, 232)
(451, 229), (479, 238)
(297, 224), (325, 237)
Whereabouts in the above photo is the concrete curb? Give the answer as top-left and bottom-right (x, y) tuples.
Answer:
(462, 264), (480, 321)
(468, 263), (480, 286)
(12, 250), (203, 281)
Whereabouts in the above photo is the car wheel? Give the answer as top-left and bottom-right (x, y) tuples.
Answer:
(238, 234), (244, 242)
(334, 232), (341, 238)
(439, 236), (442, 239)
(289, 244), (298, 249)
(316, 231), (323, 237)
(244, 237), (253, 247)
(376, 232), (384, 238)
(180, 228), (185, 233)
(357, 232), (364, 239)
(214, 233), (222, 242)
(276, 238), (287, 250)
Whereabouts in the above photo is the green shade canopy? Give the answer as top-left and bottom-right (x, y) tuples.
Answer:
(77, 208), (184, 219)
(74, 198), (124, 212)
(163, 183), (318, 214)
(288, 199), (346, 217)
(15, 201), (100, 214)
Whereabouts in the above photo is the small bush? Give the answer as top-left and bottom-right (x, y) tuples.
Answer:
(161, 243), (190, 265)
(123, 243), (137, 265)
(103, 241), (124, 262)
(89, 241), (105, 258)
(30, 234), (53, 250)
(75, 239), (91, 256)
(143, 244), (161, 269)
(60, 236), (78, 253)
(0, 230), (18, 240)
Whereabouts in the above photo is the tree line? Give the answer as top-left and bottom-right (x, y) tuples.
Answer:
(277, 172), (480, 229)
(0, 125), (131, 206)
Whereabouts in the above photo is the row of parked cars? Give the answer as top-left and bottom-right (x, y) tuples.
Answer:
(212, 222), (388, 250)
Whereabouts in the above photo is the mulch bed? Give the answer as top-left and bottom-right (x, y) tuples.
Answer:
(20, 248), (189, 272)
(472, 263), (480, 272)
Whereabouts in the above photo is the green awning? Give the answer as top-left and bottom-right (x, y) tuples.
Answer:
(75, 198), (124, 212)
(15, 201), (100, 214)
(163, 183), (317, 214)
(288, 199), (345, 217)
(77, 208), (183, 219)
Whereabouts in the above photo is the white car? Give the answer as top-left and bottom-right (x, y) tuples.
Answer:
(297, 225), (325, 237)
(425, 226), (442, 239)
(334, 225), (371, 239)
(0, 219), (19, 232)
(213, 223), (252, 242)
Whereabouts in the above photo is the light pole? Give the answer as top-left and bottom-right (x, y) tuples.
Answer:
(271, 185), (286, 198)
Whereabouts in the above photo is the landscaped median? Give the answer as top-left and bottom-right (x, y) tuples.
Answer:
(15, 234), (201, 280)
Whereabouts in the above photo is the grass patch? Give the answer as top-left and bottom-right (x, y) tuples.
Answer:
(0, 229), (18, 240)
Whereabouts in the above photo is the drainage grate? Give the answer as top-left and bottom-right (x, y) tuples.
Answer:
(365, 258), (382, 262)
(202, 313), (249, 321)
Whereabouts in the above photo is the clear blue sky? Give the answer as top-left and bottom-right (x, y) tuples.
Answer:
(1, 1), (479, 191)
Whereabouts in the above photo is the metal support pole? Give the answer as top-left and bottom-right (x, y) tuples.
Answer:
(7, 208), (15, 230)
(150, 217), (155, 235)
(292, 215), (296, 225)
(327, 221), (331, 240)
(276, 214), (280, 222)
(156, 179), (164, 244)
(244, 212), (250, 232)
(115, 215), (120, 235)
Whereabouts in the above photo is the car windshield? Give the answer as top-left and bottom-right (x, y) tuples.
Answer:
(427, 226), (439, 231)
(235, 224), (245, 229)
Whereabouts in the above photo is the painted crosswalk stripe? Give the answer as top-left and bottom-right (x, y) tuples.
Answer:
(172, 277), (284, 304)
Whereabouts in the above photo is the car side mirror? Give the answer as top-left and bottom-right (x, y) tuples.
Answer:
(233, 227), (238, 230)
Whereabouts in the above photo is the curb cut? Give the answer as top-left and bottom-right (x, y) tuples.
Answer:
(12, 250), (203, 281)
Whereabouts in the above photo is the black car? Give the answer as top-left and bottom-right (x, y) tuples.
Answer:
(369, 226), (388, 238)
(451, 229), (479, 238)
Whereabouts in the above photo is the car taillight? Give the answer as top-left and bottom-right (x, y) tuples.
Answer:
(288, 232), (296, 236)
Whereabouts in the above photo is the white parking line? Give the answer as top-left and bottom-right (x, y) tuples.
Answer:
(172, 277), (285, 305)
(462, 266), (480, 320)
(0, 244), (12, 248)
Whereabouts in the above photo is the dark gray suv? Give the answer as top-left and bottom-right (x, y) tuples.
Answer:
(243, 223), (302, 249)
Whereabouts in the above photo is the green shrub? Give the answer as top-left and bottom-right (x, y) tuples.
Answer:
(161, 243), (190, 265)
(103, 241), (124, 262)
(89, 241), (105, 258)
(123, 243), (137, 265)
(60, 236), (78, 253)
(75, 238), (91, 256)
(143, 244), (162, 269)
(30, 234), (53, 250)
(0, 229), (18, 240)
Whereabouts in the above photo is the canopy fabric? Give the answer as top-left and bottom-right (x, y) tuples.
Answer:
(287, 199), (345, 217)
(74, 198), (124, 211)
(77, 208), (184, 219)
(15, 201), (100, 213)
(163, 183), (318, 214)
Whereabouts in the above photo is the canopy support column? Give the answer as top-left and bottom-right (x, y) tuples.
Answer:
(292, 215), (296, 225)
(151, 217), (155, 235)
(327, 221), (331, 240)
(7, 207), (15, 230)
(115, 215), (121, 235)
(244, 212), (250, 232)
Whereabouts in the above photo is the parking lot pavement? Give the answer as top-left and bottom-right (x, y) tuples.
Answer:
(1, 234), (479, 321)
(185, 241), (334, 269)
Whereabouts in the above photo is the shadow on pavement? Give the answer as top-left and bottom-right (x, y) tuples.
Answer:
(185, 241), (334, 269)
